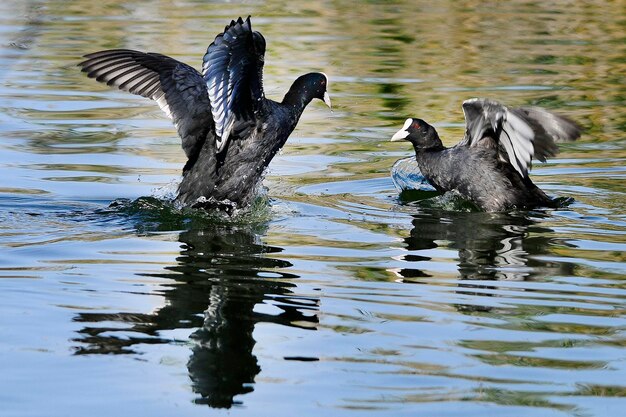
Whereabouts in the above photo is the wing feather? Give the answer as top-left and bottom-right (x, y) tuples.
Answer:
(461, 98), (581, 177)
(202, 16), (266, 153)
(79, 49), (212, 160)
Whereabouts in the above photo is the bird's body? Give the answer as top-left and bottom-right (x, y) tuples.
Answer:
(415, 144), (551, 211)
(391, 99), (582, 212)
(79, 17), (330, 211)
(177, 100), (305, 207)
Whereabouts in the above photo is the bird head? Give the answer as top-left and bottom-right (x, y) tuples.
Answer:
(310, 72), (331, 109)
(391, 118), (442, 150)
(283, 72), (331, 110)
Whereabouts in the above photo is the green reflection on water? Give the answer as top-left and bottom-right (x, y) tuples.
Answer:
(0, 0), (625, 415)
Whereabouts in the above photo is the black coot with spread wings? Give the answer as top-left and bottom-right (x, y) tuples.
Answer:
(391, 98), (582, 212)
(79, 17), (331, 210)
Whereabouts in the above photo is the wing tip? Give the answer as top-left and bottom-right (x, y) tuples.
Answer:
(214, 16), (254, 48)
(560, 114), (584, 141)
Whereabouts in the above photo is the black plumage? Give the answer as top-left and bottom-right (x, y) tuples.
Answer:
(79, 17), (330, 210)
(391, 98), (582, 212)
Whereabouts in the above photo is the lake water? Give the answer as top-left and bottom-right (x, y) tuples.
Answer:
(1, 1), (625, 416)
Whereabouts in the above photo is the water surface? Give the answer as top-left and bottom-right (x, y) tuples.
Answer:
(1, 1), (625, 416)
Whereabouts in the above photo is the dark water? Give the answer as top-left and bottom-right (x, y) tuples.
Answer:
(1, 1), (625, 416)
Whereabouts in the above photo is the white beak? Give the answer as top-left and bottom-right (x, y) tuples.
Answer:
(323, 91), (332, 109)
(390, 128), (409, 142)
(390, 118), (413, 142)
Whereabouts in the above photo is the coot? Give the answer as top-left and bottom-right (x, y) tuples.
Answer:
(391, 98), (581, 211)
(79, 16), (331, 211)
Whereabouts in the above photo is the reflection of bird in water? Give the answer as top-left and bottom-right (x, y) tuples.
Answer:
(391, 99), (581, 211)
(79, 17), (331, 211)
(72, 224), (319, 408)
(399, 211), (537, 281)
(395, 211), (575, 311)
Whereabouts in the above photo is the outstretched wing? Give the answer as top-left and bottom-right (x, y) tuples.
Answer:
(79, 49), (212, 160)
(203, 16), (266, 153)
(461, 98), (581, 177)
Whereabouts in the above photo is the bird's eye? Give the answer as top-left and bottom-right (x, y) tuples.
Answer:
(412, 121), (421, 130)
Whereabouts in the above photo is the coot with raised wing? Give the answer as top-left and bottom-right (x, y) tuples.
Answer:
(80, 16), (331, 211)
(391, 98), (581, 211)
